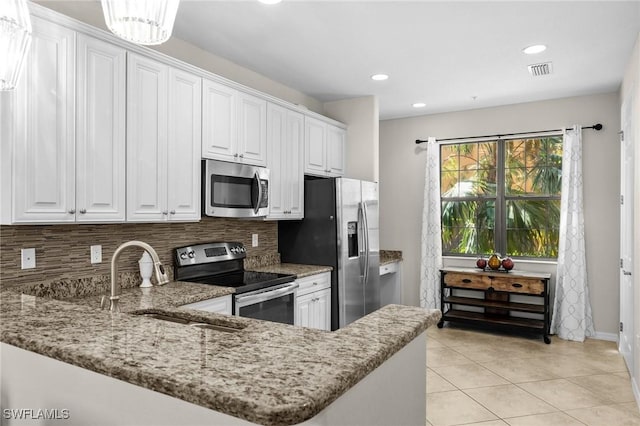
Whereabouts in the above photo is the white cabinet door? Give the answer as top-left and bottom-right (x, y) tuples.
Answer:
(237, 92), (267, 166)
(266, 103), (287, 218)
(267, 104), (304, 220)
(327, 125), (346, 176)
(286, 110), (305, 218)
(126, 54), (168, 222)
(76, 34), (126, 222)
(180, 295), (232, 315)
(11, 16), (76, 223)
(296, 292), (315, 329)
(202, 79), (237, 162)
(304, 116), (327, 176)
(167, 68), (201, 222)
(315, 288), (332, 331)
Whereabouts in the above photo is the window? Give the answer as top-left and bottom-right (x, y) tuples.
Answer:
(440, 136), (562, 258)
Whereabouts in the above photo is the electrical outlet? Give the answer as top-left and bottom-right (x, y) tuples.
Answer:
(21, 248), (36, 269)
(90, 245), (102, 264)
(252, 234), (259, 247)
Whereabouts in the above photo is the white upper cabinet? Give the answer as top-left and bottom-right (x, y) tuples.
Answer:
(237, 92), (267, 166)
(127, 53), (201, 222)
(4, 17), (76, 223)
(167, 68), (202, 221)
(326, 125), (346, 176)
(267, 103), (304, 220)
(202, 79), (237, 162)
(304, 116), (346, 177)
(76, 34), (126, 222)
(202, 79), (267, 166)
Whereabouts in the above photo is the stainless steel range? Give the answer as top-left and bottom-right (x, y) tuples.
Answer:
(174, 242), (297, 325)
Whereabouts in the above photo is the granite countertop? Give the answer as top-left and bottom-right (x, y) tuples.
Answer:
(380, 250), (403, 266)
(0, 282), (440, 425)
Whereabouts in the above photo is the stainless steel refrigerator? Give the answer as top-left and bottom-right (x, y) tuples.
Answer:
(279, 177), (380, 330)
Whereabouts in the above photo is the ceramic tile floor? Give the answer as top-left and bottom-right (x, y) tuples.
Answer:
(426, 325), (640, 426)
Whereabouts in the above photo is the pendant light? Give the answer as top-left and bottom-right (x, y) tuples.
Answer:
(0, 0), (32, 91)
(101, 0), (181, 46)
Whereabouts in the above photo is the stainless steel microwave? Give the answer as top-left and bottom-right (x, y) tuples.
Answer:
(202, 159), (269, 218)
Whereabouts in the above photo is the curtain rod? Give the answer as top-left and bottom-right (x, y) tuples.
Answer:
(415, 123), (603, 144)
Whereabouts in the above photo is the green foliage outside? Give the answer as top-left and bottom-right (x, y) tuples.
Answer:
(440, 137), (562, 258)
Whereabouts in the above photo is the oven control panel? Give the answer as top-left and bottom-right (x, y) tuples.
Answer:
(174, 242), (246, 266)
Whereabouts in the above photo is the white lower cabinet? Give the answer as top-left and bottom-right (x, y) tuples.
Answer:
(179, 295), (232, 315)
(295, 272), (331, 331)
(127, 53), (201, 222)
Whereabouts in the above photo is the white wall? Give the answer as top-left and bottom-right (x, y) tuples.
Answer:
(32, 1), (324, 114)
(380, 93), (621, 336)
(324, 96), (380, 182)
(620, 32), (640, 398)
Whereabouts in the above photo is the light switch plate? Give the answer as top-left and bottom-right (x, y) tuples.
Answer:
(21, 248), (36, 269)
(90, 245), (102, 264)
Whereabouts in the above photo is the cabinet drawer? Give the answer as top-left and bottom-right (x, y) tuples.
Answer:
(443, 273), (490, 290)
(297, 272), (331, 297)
(380, 262), (399, 276)
(488, 275), (545, 295)
(180, 295), (232, 315)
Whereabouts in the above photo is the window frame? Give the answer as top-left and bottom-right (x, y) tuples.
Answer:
(439, 134), (562, 260)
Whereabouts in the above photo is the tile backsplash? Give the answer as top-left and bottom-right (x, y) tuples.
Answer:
(0, 218), (277, 290)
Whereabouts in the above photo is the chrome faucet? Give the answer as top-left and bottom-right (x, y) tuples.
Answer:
(101, 241), (170, 312)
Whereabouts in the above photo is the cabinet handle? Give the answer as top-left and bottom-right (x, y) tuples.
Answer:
(79, 209), (86, 214)
(462, 278), (472, 283)
(512, 283), (523, 288)
(312, 282), (318, 286)
(162, 211), (168, 215)
(233, 153), (238, 158)
(170, 210), (176, 215)
(68, 209), (76, 214)
(239, 154), (244, 158)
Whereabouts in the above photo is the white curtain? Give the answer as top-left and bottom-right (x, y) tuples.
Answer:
(420, 137), (443, 309)
(551, 125), (595, 342)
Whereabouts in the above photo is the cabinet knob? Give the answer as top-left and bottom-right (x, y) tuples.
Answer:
(68, 209), (76, 214)
(162, 211), (168, 215)
(170, 210), (176, 215)
(233, 153), (239, 158)
(79, 209), (87, 214)
(239, 154), (244, 158)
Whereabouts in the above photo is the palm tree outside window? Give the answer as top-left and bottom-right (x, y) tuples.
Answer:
(440, 136), (562, 259)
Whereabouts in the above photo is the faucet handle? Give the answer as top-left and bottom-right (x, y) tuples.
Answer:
(154, 262), (170, 286)
(100, 295), (107, 310)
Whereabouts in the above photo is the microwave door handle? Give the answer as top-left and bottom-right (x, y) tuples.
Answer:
(253, 170), (263, 214)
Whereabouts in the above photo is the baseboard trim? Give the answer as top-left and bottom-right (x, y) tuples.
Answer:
(592, 331), (618, 342)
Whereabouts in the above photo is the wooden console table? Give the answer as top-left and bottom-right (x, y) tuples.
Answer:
(439, 267), (551, 343)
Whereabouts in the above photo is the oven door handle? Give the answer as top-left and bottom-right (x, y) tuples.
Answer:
(235, 283), (298, 307)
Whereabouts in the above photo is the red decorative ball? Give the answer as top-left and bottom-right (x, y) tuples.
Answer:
(502, 257), (514, 271)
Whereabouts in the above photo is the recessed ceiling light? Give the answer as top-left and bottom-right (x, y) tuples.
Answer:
(371, 74), (389, 81)
(412, 102), (426, 108)
(258, 0), (282, 4)
(523, 44), (547, 55)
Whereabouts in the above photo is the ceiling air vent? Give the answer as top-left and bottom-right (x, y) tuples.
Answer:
(528, 62), (553, 76)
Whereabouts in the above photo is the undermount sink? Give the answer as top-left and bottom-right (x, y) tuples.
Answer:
(132, 310), (244, 333)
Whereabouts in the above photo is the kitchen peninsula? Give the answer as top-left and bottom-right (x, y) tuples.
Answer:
(1, 281), (440, 426)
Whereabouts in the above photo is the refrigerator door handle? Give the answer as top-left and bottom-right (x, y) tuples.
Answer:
(362, 200), (370, 286)
(358, 202), (366, 280)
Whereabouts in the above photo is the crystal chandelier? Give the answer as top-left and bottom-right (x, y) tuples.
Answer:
(0, 0), (32, 91)
(101, 0), (181, 46)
